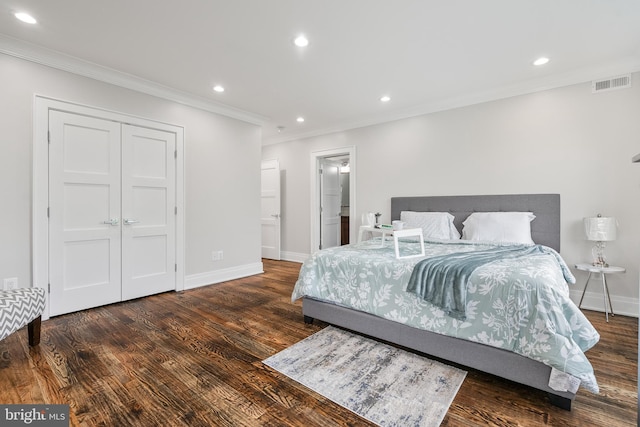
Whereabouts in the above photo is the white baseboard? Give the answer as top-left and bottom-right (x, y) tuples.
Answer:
(569, 289), (639, 318)
(184, 262), (264, 290)
(280, 251), (309, 263)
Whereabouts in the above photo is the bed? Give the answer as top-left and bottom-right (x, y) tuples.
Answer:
(293, 194), (600, 410)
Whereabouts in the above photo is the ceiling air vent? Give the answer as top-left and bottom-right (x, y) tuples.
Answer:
(592, 74), (631, 93)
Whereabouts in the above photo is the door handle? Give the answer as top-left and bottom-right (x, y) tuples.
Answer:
(123, 218), (139, 225)
(271, 214), (280, 219)
(103, 218), (119, 226)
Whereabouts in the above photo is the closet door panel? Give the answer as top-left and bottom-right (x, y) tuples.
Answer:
(121, 124), (176, 300)
(48, 111), (122, 316)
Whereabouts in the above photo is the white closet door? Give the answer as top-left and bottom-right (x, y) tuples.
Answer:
(121, 125), (176, 300)
(48, 111), (122, 316)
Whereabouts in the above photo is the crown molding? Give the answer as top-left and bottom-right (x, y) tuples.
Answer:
(4, 33), (638, 144)
(263, 58), (640, 146)
(0, 34), (266, 126)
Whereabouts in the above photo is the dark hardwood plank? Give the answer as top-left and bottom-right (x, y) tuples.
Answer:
(28, 316), (42, 346)
(0, 259), (636, 426)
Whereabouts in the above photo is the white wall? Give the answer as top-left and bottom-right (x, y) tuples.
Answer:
(263, 74), (640, 316)
(0, 53), (263, 295)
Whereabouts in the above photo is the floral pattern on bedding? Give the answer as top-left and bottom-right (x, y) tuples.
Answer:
(292, 238), (600, 393)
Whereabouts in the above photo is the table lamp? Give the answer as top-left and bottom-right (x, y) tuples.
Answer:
(583, 214), (617, 267)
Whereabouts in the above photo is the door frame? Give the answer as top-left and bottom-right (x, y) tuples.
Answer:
(33, 95), (185, 320)
(309, 146), (356, 254)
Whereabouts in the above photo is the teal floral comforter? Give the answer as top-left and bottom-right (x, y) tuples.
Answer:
(292, 238), (600, 393)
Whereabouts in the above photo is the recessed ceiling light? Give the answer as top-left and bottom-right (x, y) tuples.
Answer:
(533, 57), (550, 66)
(15, 12), (37, 24)
(296, 117), (305, 123)
(213, 85), (225, 93)
(380, 95), (391, 102)
(294, 35), (309, 47)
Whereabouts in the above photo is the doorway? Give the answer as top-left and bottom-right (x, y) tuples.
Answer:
(310, 147), (356, 254)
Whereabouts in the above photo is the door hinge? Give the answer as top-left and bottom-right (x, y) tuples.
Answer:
(47, 283), (50, 293)
(47, 131), (50, 144)
(174, 150), (177, 159)
(175, 264), (177, 272)
(47, 207), (50, 218)
(319, 168), (323, 174)
(175, 206), (177, 215)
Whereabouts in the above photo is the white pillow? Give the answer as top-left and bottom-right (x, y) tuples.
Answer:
(461, 212), (535, 244)
(400, 211), (460, 240)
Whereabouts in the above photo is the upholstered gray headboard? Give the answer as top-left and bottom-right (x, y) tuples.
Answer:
(391, 194), (561, 251)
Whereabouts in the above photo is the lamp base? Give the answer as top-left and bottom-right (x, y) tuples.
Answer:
(592, 242), (609, 268)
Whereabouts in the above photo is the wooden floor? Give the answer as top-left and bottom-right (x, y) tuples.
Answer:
(0, 259), (636, 426)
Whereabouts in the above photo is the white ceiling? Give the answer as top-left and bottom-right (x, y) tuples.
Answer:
(1, 0), (640, 144)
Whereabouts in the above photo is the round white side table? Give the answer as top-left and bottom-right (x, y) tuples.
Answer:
(575, 263), (625, 322)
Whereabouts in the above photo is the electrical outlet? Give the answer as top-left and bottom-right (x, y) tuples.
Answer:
(211, 251), (224, 261)
(3, 277), (18, 291)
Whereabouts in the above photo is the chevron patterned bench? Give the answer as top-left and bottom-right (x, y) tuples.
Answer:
(0, 288), (46, 346)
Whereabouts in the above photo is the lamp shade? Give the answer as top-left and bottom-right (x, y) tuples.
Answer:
(584, 216), (617, 241)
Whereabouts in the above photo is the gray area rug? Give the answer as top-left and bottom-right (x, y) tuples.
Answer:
(263, 326), (466, 426)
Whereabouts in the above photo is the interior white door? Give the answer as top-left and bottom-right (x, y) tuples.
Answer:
(121, 125), (176, 300)
(48, 111), (122, 316)
(261, 159), (281, 260)
(49, 112), (177, 315)
(320, 159), (341, 249)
